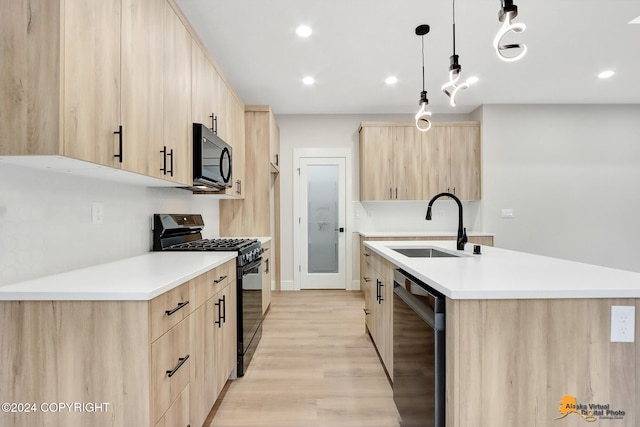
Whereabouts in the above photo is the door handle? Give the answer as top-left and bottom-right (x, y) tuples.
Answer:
(334, 227), (345, 232)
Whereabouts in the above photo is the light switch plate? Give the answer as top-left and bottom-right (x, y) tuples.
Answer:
(501, 208), (514, 219)
(611, 306), (635, 343)
(91, 202), (104, 224)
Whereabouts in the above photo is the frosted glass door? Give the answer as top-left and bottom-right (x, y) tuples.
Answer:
(307, 165), (339, 273)
(299, 157), (346, 289)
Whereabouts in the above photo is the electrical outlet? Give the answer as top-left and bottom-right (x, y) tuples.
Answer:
(501, 208), (514, 219)
(91, 202), (104, 224)
(611, 306), (635, 343)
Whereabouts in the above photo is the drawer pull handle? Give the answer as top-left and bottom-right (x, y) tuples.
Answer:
(165, 301), (189, 316)
(363, 253), (370, 257)
(166, 354), (190, 378)
(363, 276), (371, 283)
(214, 275), (228, 284)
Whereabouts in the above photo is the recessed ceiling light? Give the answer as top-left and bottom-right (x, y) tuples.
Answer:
(629, 16), (640, 24)
(302, 76), (315, 85)
(296, 25), (312, 38)
(598, 70), (615, 79)
(385, 76), (398, 85)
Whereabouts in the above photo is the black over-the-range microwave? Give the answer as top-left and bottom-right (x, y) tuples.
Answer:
(188, 123), (232, 191)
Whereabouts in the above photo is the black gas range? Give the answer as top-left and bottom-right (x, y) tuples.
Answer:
(152, 213), (264, 377)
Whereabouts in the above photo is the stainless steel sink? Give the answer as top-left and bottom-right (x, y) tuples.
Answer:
(391, 247), (462, 258)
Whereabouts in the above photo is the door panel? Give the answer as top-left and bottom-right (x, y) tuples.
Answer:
(299, 157), (346, 289)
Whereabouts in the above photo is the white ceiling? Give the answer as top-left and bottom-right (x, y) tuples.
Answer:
(176, 0), (640, 115)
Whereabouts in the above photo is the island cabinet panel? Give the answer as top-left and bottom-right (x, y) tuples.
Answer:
(0, 258), (238, 427)
(446, 298), (640, 427)
(360, 242), (394, 379)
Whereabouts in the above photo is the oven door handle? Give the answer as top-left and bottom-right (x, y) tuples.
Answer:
(241, 257), (263, 272)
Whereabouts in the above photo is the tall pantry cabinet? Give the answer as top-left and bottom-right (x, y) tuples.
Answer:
(220, 105), (281, 300)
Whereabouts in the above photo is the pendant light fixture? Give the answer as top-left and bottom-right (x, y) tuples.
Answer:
(493, 0), (527, 62)
(441, 0), (474, 107)
(415, 24), (432, 132)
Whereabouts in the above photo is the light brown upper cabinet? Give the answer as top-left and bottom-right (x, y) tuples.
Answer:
(359, 122), (481, 201)
(0, 0), (121, 166)
(422, 122), (481, 200)
(191, 42), (245, 198)
(359, 125), (422, 200)
(161, 2), (192, 185)
(1, 0), (193, 185)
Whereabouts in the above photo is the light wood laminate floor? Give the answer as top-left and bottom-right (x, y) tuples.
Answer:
(205, 290), (400, 427)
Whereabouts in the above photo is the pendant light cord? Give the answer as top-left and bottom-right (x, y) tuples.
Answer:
(421, 35), (425, 92)
(452, 0), (456, 55)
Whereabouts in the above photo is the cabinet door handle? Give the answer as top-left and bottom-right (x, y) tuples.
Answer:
(221, 295), (226, 324)
(363, 308), (370, 315)
(363, 252), (370, 257)
(214, 275), (227, 284)
(210, 113), (217, 134)
(395, 187), (398, 199)
(114, 125), (123, 163)
(160, 146), (167, 175)
(379, 281), (384, 303)
(167, 148), (173, 176)
(376, 279), (380, 302)
(265, 258), (270, 274)
(389, 187), (392, 199)
(166, 354), (190, 378)
(236, 180), (242, 195)
(215, 295), (226, 327)
(165, 301), (189, 316)
(363, 276), (371, 283)
(275, 153), (279, 166)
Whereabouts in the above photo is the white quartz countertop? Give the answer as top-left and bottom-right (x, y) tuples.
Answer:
(359, 231), (495, 238)
(0, 252), (237, 301)
(364, 240), (640, 299)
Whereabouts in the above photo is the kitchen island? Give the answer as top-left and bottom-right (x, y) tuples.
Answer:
(365, 240), (640, 427)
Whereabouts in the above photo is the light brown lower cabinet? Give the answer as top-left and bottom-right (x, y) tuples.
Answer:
(0, 259), (236, 427)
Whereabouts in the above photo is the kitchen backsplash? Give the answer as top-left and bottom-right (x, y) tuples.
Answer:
(0, 163), (219, 286)
(354, 200), (480, 233)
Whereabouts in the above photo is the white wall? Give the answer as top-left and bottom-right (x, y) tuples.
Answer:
(0, 163), (220, 286)
(478, 104), (640, 273)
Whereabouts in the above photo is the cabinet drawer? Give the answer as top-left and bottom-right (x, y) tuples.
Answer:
(154, 383), (190, 427)
(150, 281), (192, 342)
(151, 318), (191, 424)
(207, 260), (235, 300)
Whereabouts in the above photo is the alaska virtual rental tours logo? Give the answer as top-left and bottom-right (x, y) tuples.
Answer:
(555, 395), (626, 422)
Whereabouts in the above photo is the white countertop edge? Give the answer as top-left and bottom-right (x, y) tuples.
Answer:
(364, 240), (640, 300)
(0, 252), (238, 301)
(359, 231), (495, 238)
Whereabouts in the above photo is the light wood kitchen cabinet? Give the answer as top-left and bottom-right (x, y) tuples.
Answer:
(220, 106), (280, 291)
(190, 261), (236, 427)
(190, 43), (245, 198)
(358, 121), (481, 201)
(262, 241), (272, 314)
(161, 2), (192, 185)
(269, 112), (281, 172)
(361, 245), (393, 378)
(359, 125), (423, 201)
(0, 0), (120, 166)
(0, 0), (194, 185)
(0, 259), (237, 427)
(422, 122), (481, 200)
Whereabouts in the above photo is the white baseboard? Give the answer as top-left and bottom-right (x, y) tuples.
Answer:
(278, 280), (360, 291)
(280, 280), (296, 291)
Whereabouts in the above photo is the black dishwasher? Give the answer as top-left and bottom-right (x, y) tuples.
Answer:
(393, 269), (445, 427)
